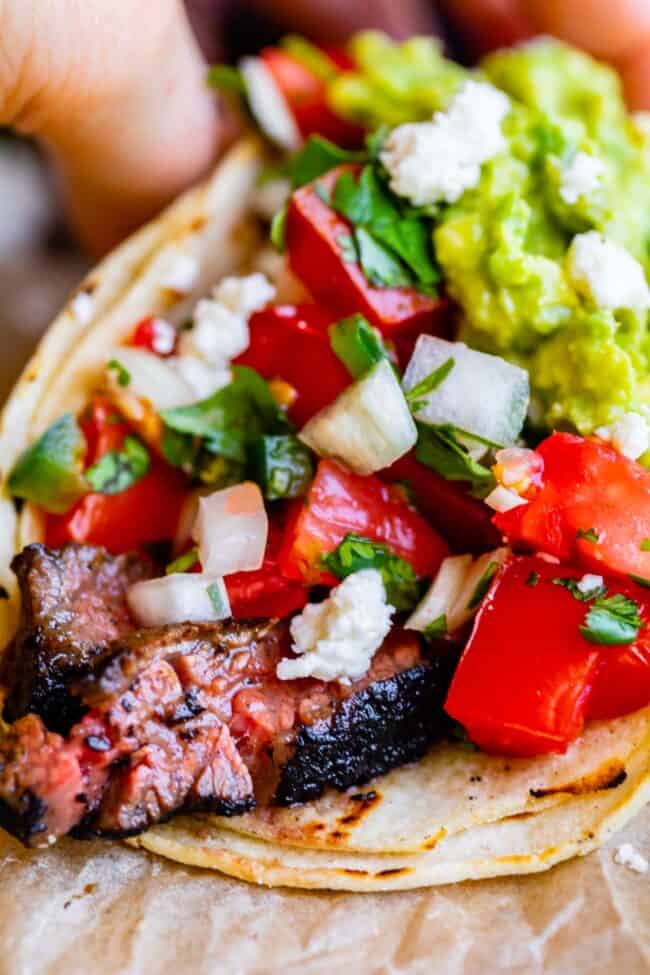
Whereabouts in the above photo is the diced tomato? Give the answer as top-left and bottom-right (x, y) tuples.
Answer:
(445, 556), (650, 756)
(383, 452), (501, 553)
(46, 399), (187, 554)
(261, 48), (363, 147)
(587, 633), (650, 721)
(286, 166), (446, 337)
(226, 520), (309, 619)
(445, 557), (600, 756)
(235, 304), (350, 426)
(130, 316), (176, 356)
(278, 459), (449, 585)
(495, 433), (650, 582)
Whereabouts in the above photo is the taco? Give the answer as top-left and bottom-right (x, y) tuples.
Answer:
(0, 33), (649, 890)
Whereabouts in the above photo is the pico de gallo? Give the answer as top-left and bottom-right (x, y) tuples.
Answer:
(8, 32), (650, 759)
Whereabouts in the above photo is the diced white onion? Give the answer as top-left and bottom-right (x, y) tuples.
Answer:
(127, 574), (231, 627)
(484, 484), (528, 513)
(406, 548), (508, 635)
(299, 359), (417, 475)
(405, 555), (472, 633)
(240, 57), (301, 151)
(192, 482), (268, 576)
(106, 347), (196, 410)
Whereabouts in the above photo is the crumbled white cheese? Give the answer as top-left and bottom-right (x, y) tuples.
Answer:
(171, 354), (231, 401)
(70, 290), (94, 325)
(484, 484), (528, 514)
(577, 573), (604, 595)
(179, 272), (275, 364)
(596, 411), (650, 460)
(277, 570), (394, 684)
(148, 318), (176, 355)
(179, 301), (248, 365)
(214, 272), (276, 320)
(614, 843), (648, 874)
(240, 57), (301, 151)
(160, 253), (200, 293)
(559, 152), (606, 205)
(567, 232), (650, 310)
(252, 177), (291, 221)
(380, 80), (510, 206)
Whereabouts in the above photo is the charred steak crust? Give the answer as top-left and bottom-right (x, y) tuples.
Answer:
(275, 658), (452, 805)
(4, 544), (150, 731)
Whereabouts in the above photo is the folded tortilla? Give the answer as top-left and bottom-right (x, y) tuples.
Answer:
(0, 138), (648, 889)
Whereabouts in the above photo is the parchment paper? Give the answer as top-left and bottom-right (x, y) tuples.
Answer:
(0, 806), (647, 974)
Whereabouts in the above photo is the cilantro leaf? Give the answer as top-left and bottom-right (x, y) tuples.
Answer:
(552, 576), (607, 602)
(576, 527), (599, 544)
(526, 571), (540, 587)
(415, 423), (494, 495)
(423, 614), (447, 640)
(161, 366), (287, 464)
(640, 538), (650, 552)
(107, 359), (130, 387)
(337, 233), (358, 264)
(405, 357), (454, 412)
(329, 314), (389, 378)
(206, 65), (246, 95)
(332, 166), (440, 291)
(630, 574), (650, 589)
(288, 136), (366, 190)
(468, 560), (500, 610)
(166, 547), (199, 575)
(86, 436), (150, 495)
(579, 592), (642, 646)
(251, 434), (314, 500)
(322, 534), (420, 611)
(354, 228), (414, 289)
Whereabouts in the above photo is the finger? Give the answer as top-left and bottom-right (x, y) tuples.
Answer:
(0, 0), (219, 254)
(248, 0), (437, 43)
(521, 0), (650, 61)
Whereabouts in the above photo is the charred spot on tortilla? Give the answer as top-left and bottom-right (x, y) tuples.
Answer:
(374, 867), (413, 878)
(529, 761), (627, 798)
(337, 790), (383, 826)
(422, 827), (447, 850)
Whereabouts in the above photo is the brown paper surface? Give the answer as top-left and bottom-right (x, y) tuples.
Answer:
(0, 806), (647, 974)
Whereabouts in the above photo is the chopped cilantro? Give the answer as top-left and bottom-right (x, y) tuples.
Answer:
(270, 204), (288, 251)
(86, 436), (149, 495)
(423, 614), (447, 640)
(206, 64), (246, 95)
(467, 560), (500, 610)
(354, 227), (414, 289)
(415, 423), (494, 496)
(107, 359), (130, 388)
(322, 534), (420, 611)
(526, 570), (540, 587)
(405, 357), (454, 412)
(640, 539), (650, 552)
(337, 233), (358, 264)
(207, 581), (229, 617)
(552, 576), (607, 602)
(579, 592), (642, 646)
(166, 547), (199, 575)
(252, 434), (314, 500)
(161, 366), (288, 465)
(287, 136), (365, 189)
(576, 527), (599, 544)
(332, 166), (439, 291)
(329, 314), (389, 378)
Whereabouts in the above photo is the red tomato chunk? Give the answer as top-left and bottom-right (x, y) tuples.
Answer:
(445, 555), (650, 756)
(286, 166), (444, 337)
(46, 399), (187, 554)
(495, 433), (650, 582)
(278, 459), (449, 585)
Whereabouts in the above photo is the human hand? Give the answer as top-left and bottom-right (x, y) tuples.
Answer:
(0, 0), (218, 254)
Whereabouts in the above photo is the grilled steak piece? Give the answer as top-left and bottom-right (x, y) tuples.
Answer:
(3, 544), (150, 731)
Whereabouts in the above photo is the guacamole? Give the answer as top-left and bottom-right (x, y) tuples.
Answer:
(328, 35), (650, 435)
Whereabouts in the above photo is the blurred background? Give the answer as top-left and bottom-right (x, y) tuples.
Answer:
(0, 0), (531, 400)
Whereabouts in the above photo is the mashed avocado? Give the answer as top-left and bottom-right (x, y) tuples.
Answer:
(329, 35), (650, 434)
